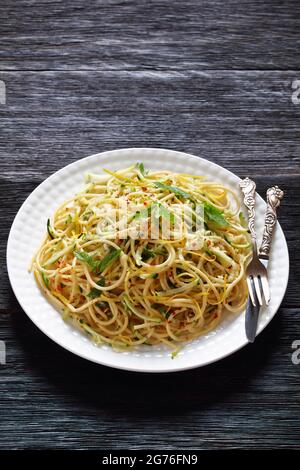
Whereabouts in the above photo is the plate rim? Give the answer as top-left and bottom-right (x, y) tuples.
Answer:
(6, 147), (290, 373)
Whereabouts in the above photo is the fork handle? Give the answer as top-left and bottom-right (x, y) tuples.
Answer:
(259, 186), (284, 259)
(239, 177), (257, 249)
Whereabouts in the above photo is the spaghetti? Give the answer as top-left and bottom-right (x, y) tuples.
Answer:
(31, 164), (251, 352)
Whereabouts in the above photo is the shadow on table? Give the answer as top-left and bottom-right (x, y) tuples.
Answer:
(9, 286), (282, 418)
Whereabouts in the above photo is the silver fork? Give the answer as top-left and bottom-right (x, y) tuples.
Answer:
(240, 177), (270, 306)
(245, 185), (284, 341)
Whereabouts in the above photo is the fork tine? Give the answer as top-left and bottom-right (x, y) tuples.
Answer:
(260, 275), (270, 305)
(253, 276), (263, 306)
(246, 277), (256, 307)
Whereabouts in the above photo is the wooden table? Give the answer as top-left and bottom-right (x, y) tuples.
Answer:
(0, 0), (299, 450)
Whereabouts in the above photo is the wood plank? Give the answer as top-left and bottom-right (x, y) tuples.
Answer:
(1, 0), (300, 71)
(0, 307), (299, 449)
(0, 71), (299, 180)
(1, 175), (298, 309)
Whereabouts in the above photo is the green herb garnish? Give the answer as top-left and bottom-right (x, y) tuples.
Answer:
(154, 182), (192, 200)
(95, 247), (121, 273)
(87, 277), (106, 299)
(142, 247), (156, 261)
(74, 250), (94, 267)
(141, 245), (166, 262)
(158, 306), (170, 318)
(204, 202), (229, 227)
(133, 203), (174, 224)
(75, 247), (121, 274)
(87, 289), (100, 299)
(136, 162), (146, 177)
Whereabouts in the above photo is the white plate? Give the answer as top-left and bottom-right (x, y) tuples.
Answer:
(7, 148), (289, 373)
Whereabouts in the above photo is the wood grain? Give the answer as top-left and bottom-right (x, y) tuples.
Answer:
(0, 0), (300, 451)
(0, 307), (299, 449)
(1, 0), (300, 71)
(0, 71), (299, 180)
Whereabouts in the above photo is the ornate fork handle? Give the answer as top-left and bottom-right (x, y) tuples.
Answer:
(239, 177), (257, 250)
(259, 186), (284, 259)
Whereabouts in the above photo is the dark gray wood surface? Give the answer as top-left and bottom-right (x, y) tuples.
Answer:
(0, 0), (299, 450)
